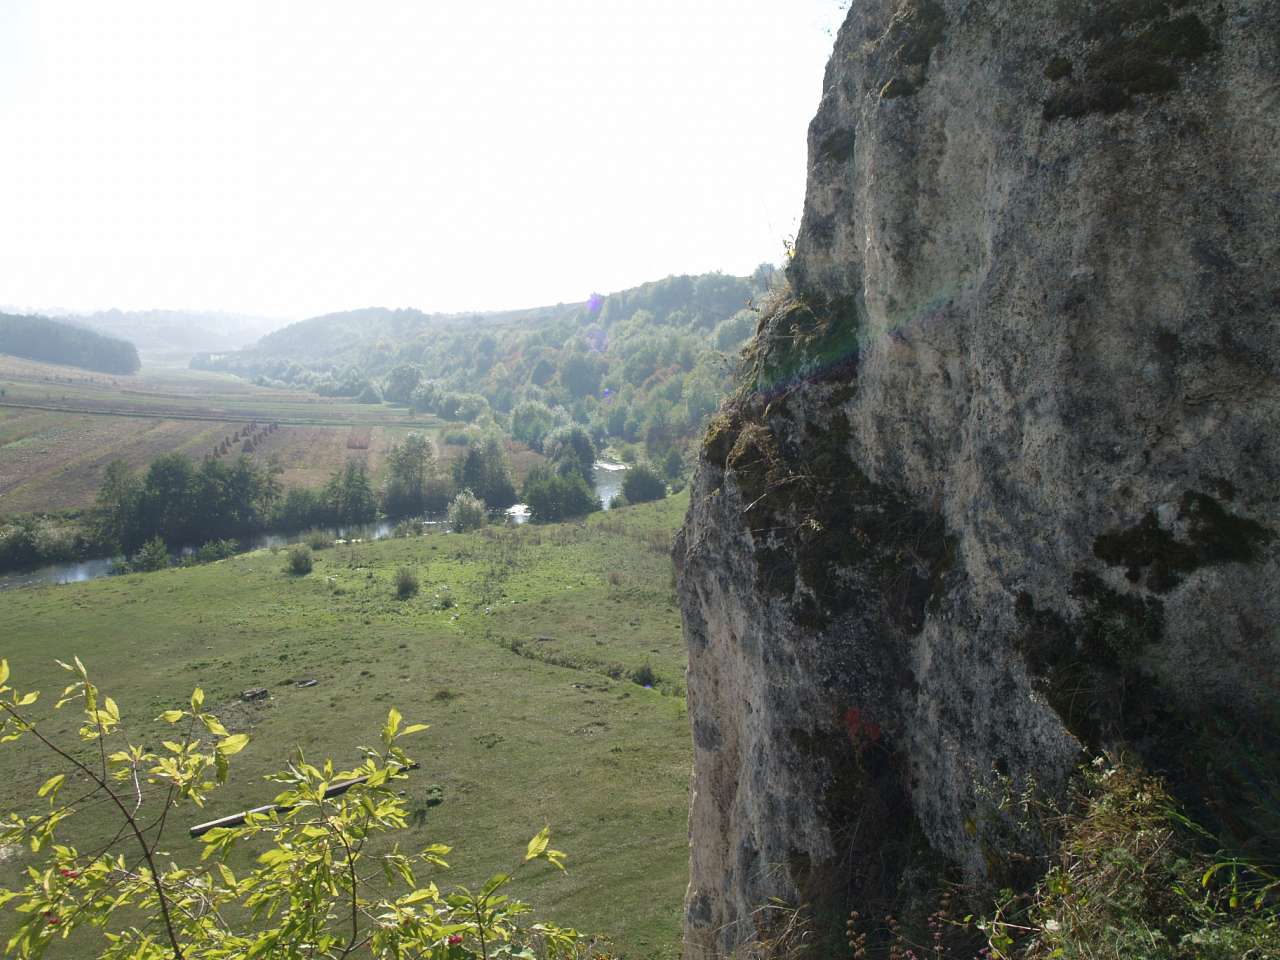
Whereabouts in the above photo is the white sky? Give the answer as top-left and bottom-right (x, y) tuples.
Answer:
(0, 1), (847, 319)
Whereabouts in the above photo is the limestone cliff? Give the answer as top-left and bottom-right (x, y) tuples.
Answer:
(675, 1), (1280, 955)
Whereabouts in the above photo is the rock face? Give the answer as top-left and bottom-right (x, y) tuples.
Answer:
(675, 1), (1280, 955)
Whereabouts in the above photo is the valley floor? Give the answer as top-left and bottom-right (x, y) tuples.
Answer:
(0, 493), (691, 958)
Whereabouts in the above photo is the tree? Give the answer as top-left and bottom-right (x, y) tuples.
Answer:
(451, 437), (517, 510)
(273, 486), (323, 531)
(133, 536), (171, 572)
(543, 425), (596, 486)
(96, 459), (141, 550)
(477, 436), (518, 509)
(452, 447), (486, 502)
(521, 466), (600, 523)
(621, 464), (666, 504)
(135, 453), (198, 548)
(0, 517), (40, 570)
(447, 490), (487, 532)
(383, 434), (436, 518)
(713, 308), (756, 351)
(383, 364), (422, 404)
(529, 356), (556, 387)
(409, 380), (442, 414)
(560, 352), (603, 399)
(510, 400), (559, 451)
(454, 394), (489, 423)
(324, 461), (378, 526)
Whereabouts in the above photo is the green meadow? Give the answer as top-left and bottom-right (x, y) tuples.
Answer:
(0, 494), (691, 958)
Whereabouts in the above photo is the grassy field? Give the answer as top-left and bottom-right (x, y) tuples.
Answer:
(0, 356), (539, 514)
(0, 493), (691, 958)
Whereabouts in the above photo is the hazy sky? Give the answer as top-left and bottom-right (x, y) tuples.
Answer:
(1, 2), (847, 319)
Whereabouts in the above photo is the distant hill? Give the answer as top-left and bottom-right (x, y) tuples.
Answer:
(59, 309), (286, 357)
(193, 268), (777, 465)
(0, 313), (141, 375)
(210, 303), (589, 372)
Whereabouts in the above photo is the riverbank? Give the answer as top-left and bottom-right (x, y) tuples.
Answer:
(0, 461), (631, 591)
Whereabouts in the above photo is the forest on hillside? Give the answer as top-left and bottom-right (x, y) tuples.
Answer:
(0, 313), (141, 375)
(194, 268), (776, 467)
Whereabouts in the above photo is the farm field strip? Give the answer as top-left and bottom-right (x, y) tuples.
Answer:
(0, 362), (455, 514)
(1, 355), (436, 428)
(0, 415), (237, 513)
(0, 413), (439, 514)
(0, 398), (429, 429)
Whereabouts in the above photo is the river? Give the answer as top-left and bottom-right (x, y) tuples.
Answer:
(0, 461), (629, 592)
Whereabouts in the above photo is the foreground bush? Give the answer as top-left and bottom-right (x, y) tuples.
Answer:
(0, 658), (599, 959)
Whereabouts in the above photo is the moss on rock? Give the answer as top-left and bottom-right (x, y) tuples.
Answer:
(1044, 3), (1214, 122)
(1092, 491), (1273, 592)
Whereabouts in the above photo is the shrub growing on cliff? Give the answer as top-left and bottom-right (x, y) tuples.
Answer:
(0, 658), (588, 959)
(979, 758), (1280, 959)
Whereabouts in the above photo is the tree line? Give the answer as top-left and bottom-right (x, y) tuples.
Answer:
(0, 313), (141, 375)
(91, 429), (577, 559)
(1, 426), (667, 574)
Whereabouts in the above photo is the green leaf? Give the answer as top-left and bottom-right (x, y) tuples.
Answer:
(0, 659), (8, 687)
(525, 827), (550, 862)
(383, 707), (402, 743)
(158, 710), (184, 724)
(16, 692), (38, 706)
(257, 848), (291, 867)
(217, 734), (249, 756)
(37, 775), (65, 799)
(190, 688), (205, 710)
(401, 723), (429, 736)
(246, 931), (280, 958)
(481, 873), (512, 898)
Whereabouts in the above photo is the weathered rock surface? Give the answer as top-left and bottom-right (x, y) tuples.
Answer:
(676, 1), (1280, 955)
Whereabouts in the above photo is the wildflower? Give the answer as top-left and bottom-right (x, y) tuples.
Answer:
(448, 933), (463, 945)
